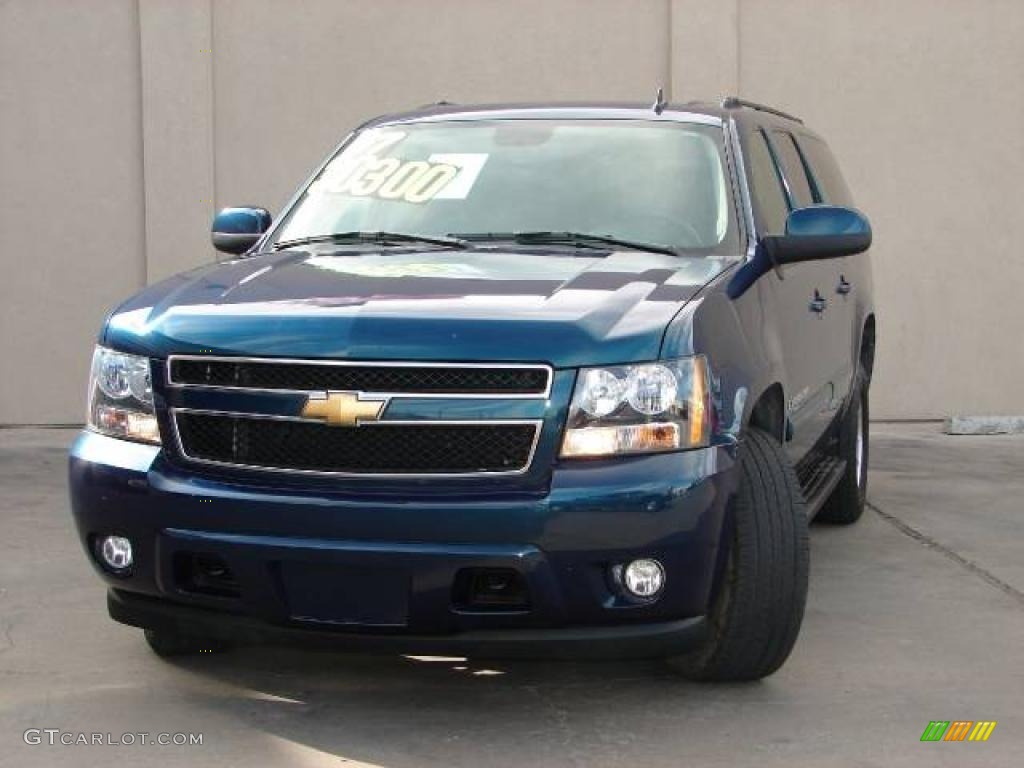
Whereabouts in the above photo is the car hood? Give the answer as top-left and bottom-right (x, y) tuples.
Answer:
(104, 248), (735, 367)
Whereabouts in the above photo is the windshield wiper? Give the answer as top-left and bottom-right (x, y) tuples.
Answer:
(274, 231), (468, 251)
(451, 231), (679, 257)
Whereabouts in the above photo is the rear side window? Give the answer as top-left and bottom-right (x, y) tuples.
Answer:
(769, 131), (815, 209)
(796, 135), (854, 206)
(746, 131), (789, 235)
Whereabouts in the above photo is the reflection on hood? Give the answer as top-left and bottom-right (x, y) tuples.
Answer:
(105, 249), (737, 367)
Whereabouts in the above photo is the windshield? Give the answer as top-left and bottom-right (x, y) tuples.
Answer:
(275, 119), (738, 253)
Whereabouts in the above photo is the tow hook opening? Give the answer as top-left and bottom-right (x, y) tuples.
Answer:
(453, 567), (530, 611)
(173, 552), (241, 599)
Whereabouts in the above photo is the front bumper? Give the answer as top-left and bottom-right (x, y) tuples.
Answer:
(69, 430), (738, 659)
(108, 589), (708, 659)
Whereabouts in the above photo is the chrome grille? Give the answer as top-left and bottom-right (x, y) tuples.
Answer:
(165, 356), (550, 476)
(168, 356), (551, 397)
(173, 412), (540, 475)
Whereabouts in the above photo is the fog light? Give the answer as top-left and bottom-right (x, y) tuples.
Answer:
(623, 558), (665, 598)
(99, 536), (133, 572)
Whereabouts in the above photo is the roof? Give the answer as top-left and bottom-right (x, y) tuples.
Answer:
(364, 98), (804, 130)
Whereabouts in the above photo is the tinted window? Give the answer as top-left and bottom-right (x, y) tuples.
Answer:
(797, 135), (853, 206)
(746, 131), (789, 235)
(770, 131), (815, 209)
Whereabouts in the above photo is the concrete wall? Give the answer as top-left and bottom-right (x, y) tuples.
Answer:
(0, 0), (146, 424)
(2, 0), (1022, 423)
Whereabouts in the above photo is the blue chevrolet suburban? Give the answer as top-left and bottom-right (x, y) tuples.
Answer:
(69, 98), (874, 680)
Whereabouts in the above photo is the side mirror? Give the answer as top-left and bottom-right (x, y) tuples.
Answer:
(763, 205), (872, 264)
(728, 205), (871, 299)
(211, 207), (271, 254)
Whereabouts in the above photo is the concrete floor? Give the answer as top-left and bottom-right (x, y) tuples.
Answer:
(0, 424), (1021, 767)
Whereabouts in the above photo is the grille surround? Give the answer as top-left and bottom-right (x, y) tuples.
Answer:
(167, 356), (552, 398)
(171, 409), (543, 477)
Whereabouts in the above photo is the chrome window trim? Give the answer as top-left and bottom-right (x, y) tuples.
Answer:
(169, 407), (543, 478)
(166, 355), (554, 400)
(725, 117), (759, 261)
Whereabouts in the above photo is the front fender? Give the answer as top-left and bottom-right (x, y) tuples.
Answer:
(662, 276), (787, 440)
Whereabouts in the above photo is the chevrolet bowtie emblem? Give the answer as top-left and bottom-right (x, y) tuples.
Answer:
(300, 391), (388, 427)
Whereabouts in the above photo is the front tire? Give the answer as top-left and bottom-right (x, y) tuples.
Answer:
(670, 428), (809, 681)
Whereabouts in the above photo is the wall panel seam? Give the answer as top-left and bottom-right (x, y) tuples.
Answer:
(135, 0), (150, 287)
(665, 0), (674, 100)
(736, 0), (742, 95)
(208, 0), (217, 211)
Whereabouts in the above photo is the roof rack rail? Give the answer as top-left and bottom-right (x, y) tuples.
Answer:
(720, 96), (803, 124)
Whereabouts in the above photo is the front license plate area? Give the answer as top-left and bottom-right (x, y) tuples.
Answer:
(279, 562), (410, 627)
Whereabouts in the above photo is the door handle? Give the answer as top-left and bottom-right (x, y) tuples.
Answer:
(836, 275), (852, 295)
(809, 290), (827, 313)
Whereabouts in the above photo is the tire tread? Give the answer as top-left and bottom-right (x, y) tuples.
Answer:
(672, 428), (809, 681)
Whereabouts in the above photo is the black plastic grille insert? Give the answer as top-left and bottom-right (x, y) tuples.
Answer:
(170, 358), (549, 396)
(174, 412), (538, 474)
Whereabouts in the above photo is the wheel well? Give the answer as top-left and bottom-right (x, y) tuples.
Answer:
(748, 384), (785, 442)
(860, 315), (876, 381)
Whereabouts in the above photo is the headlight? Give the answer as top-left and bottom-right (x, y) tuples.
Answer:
(561, 356), (710, 459)
(87, 346), (161, 444)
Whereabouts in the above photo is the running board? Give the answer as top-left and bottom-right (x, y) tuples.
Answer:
(795, 452), (847, 517)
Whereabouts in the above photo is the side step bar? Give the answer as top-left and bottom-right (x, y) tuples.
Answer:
(796, 451), (847, 517)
